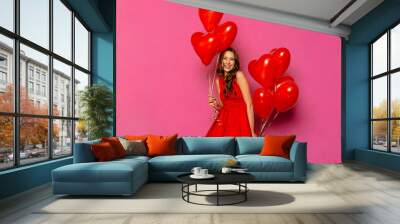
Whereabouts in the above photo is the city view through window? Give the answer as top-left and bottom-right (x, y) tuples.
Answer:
(371, 23), (400, 153)
(0, 0), (90, 170)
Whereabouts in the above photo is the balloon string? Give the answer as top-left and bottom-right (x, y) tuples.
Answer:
(209, 54), (220, 120)
(208, 67), (212, 95)
(210, 54), (219, 95)
(259, 109), (279, 136)
(259, 118), (268, 136)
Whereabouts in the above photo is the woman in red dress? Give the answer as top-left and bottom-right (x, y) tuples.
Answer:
(207, 48), (256, 137)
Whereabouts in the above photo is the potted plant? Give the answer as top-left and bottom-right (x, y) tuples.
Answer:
(79, 84), (113, 140)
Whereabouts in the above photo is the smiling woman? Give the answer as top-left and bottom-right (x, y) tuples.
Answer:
(207, 48), (255, 137)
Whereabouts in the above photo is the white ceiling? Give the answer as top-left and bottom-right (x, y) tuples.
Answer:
(226, 0), (353, 22)
(169, 0), (384, 38)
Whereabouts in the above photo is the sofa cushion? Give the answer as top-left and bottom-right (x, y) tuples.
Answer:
(178, 137), (235, 155)
(118, 138), (147, 156)
(125, 135), (148, 141)
(236, 155), (293, 172)
(91, 142), (118, 161)
(147, 134), (178, 157)
(260, 135), (296, 159)
(148, 154), (235, 172)
(101, 137), (127, 158)
(52, 159), (147, 183)
(235, 137), (264, 155)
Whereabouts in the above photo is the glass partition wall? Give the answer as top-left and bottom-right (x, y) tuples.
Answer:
(0, 0), (91, 170)
(371, 23), (400, 154)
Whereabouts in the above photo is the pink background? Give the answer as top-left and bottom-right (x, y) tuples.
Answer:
(116, 0), (342, 163)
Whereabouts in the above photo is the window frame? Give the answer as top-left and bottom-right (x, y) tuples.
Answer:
(0, 71), (7, 85)
(0, 0), (92, 171)
(370, 21), (400, 154)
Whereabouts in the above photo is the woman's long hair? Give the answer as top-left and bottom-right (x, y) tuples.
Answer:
(216, 47), (240, 95)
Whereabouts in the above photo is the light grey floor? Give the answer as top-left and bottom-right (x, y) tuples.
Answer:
(1, 162), (400, 224)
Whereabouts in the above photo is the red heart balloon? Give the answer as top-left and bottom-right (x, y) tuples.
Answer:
(273, 79), (299, 112)
(248, 59), (257, 81)
(198, 9), (223, 32)
(191, 32), (220, 65)
(248, 54), (277, 89)
(253, 88), (274, 119)
(214, 21), (237, 52)
(275, 75), (294, 90)
(271, 48), (291, 78)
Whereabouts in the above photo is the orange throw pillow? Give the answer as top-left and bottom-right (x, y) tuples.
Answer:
(101, 137), (127, 158)
(125, 135), (148, 141)
(146, 134), (178, 157)
(91, 142), (117, 161)
(260, 135), (296, 159)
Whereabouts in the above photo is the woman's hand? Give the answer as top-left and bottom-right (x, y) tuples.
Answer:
(208, 95), (220, 110)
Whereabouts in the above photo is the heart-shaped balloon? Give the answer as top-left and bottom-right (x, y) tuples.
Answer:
(253, 87), (274, 119)
(273, 79), (299, 112)
(275, 75), (294, 90)
(191, 32), (220, 65)
(198, 9), (223, 32)
(214, 21), (237, 52)
(248, 59), (257, 81)
(270, 48), (277, 54)
(248, 54), (277, 89)
(271, 48), (291, 78)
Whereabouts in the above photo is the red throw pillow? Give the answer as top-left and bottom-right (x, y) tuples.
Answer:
(146, 134), (178, 157)
(91, 142), (117, 161)
(125, 135), (148, 141)
(260, 135), (296, 159)
(101, 137), (127, 158)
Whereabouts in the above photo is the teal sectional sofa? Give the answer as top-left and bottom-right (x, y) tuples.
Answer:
(52, 137), (307, 196)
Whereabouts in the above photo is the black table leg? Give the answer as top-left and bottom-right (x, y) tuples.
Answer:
(195, 184), (197, 192)
(187, 184), (190, 202)
(245, 183), (247, 201)
(217, 184), (219, 206)
(181, 184), (183, 199)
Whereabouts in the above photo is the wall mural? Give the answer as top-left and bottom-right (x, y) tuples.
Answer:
(116, 0), (342, 163)
(191, 9), (299, 137)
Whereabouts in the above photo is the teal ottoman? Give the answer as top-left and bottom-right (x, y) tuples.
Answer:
(52, 157), (148, 196)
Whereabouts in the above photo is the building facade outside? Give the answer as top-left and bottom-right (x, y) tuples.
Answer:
(0, 40), (87, 169)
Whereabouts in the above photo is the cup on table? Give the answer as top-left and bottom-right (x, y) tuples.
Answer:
(191, 167), (202, 176)
(200, 169), (208, 176)
(221, 167), (232, 174)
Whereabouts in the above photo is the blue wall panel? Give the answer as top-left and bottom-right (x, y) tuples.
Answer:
(355, 149), (400, 172)
(92, 33), (114, 88)
(344, 44), (369, 160)
(91, 32), (114, 135)
(0, 158), (72, 199)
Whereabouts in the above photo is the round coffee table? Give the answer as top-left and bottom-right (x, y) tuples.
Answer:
(177, 173), (255, 206)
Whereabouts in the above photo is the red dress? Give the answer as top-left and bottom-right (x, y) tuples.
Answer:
(206, 76), (252, 137)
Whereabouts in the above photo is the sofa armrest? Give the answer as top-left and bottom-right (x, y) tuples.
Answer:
(289, 142), (307, 181)
(73, 140), (100, 163)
